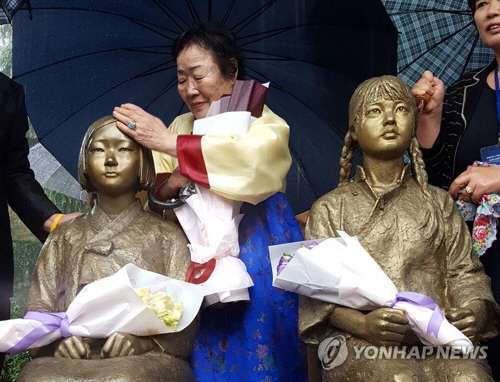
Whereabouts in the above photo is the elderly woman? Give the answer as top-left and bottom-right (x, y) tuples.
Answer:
(113, 23), (307, 381)
(412, 0), (500, 377)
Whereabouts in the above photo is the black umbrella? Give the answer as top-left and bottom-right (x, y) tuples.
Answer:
(13, 0), (397, 213)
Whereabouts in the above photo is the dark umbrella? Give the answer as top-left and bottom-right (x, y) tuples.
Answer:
(12, 0), (397, 214)
(381, 0), (494, 87)
(0, 0), (29, 24)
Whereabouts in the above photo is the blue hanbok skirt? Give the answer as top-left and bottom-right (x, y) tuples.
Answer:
(190, 192), (307, 381)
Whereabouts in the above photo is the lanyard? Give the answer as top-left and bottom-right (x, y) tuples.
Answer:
(494, 64), (500, 143)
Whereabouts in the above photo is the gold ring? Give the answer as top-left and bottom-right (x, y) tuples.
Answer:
(465, 186), (473, 195)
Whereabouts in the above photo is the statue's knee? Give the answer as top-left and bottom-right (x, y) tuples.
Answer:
(107, 369), (143, 382)
(392, 371), (419, 382)
(450, 372), (493, 382)
(448, 361), (494, 382)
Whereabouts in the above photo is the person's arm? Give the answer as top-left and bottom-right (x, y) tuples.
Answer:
(120, 105), (291, 205)
(411, 71), (445, 148)
(42, 212), (83, 233)
(5, 79), (60, 242)
(175, 105), (291, 205)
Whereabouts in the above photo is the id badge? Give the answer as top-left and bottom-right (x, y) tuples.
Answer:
(480, 144), (500, 164)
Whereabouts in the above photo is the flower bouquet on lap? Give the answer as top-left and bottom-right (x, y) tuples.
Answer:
(270, 232), (472, 350)
(0, 264), (203, 355)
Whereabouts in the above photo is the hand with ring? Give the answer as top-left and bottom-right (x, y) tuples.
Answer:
(113, 103), (177, 156)
(126, 120), (137, 130)
(449, 166), (500, 203)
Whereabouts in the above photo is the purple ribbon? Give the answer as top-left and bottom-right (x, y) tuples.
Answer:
(390, 291), (444, 338)
(7, 310), (71, 355)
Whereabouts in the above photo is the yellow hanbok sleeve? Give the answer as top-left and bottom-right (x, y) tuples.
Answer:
(155, 106), (291, 205)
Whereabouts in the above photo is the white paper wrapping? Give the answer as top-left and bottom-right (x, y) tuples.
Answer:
(174, 110), (254, 305)
(0, 264), (204, 353)
(269, 231), (473, 351)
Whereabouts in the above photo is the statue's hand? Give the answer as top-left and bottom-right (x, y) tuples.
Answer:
(361, 308), (408, 346)
(101, 332), (155, 358)
(54, 336), (90, 359)
(445, 307), (477, 341)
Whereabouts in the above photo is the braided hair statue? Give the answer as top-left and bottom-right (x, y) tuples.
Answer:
(339, 75), (429, 195)
(301, 75), (498, 382)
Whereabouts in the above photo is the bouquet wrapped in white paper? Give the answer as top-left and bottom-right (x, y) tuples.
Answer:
(175, 80), (269, 306)
(269, 231), (473, 350)
(175, 179), (252, 305)
(0, 264), (204, 355)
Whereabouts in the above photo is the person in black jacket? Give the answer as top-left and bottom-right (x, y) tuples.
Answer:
(0, 72), (80, 366)
(412, 1), (500, 379)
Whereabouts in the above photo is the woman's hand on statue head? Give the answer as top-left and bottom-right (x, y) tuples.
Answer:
(54, 336), (90, 359)
(411, 71), (445, 116)
(113, 103), (177, 157)
(101, 332), (155, 358)
(450, 166), (500, 204)
(444, 307), (477, 342)
(360, 308), (409, 347)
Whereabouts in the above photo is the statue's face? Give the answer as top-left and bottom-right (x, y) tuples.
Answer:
(86, 123), (141, 195)
(354, 99), (413, 158)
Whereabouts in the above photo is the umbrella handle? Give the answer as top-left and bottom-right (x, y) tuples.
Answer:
(147, 182), (197, 210)
(147, 187), (185, 209)
(415, 93), (431, 113)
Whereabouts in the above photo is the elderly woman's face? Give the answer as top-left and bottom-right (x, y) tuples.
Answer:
(177, 44), (236, 119)
(474, 0), (500, 51)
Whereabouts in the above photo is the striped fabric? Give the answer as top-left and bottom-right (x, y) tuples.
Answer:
(0, 0), (26, 24)
(382, 0), (494, 87)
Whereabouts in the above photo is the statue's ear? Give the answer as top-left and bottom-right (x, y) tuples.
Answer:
(351, 126), (358, 142)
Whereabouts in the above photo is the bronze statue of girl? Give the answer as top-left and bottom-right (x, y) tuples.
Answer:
(18, 116), (197, 382)
(300, 76), (499, 381)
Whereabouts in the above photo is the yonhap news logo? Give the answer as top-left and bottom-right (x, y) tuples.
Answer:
(318, 336), (488, 370)
(318, 335), (348, 370)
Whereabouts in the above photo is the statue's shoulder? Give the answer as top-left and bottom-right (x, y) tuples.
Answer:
(311, 183), (355, 210)
(48, 212), (88, 240)
(140, 210), (188, 240)
(426, 183), (456, 208)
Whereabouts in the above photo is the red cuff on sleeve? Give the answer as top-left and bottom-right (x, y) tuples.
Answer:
(177, 135), (210, 189)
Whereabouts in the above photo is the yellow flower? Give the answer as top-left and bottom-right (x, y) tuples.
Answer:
(134, 287), (183, 330)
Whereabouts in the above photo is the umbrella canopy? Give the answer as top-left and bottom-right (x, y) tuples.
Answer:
(13, 0), (397, 214)
(381, 0), (494, 87)
(0, 0), (28, 24)
(28, 143), (85, 201)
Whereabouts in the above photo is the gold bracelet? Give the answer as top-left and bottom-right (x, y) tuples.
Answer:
(50, 214), (64, 233)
